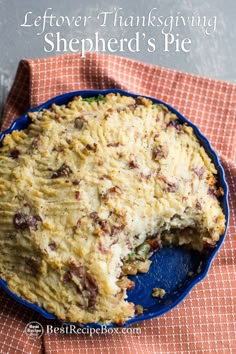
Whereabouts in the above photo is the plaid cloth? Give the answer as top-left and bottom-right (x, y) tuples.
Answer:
(0, 53), (236, 354)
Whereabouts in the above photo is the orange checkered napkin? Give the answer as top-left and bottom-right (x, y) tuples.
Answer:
(0, 53), (236, 354)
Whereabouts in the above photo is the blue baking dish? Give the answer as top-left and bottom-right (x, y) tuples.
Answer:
(0, 89), (229, 328)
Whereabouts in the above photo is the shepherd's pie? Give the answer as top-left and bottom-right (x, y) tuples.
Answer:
(0, 93), (225, 324)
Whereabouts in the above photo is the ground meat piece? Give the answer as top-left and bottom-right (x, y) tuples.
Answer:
(108, 186), (122, 195)
(129, 159), (139, 169)
(52, 146), (64, 153)
(166, 182), (179, 193)
(85, 144), (97, 152)
(100, 175), (112, 180)
(208, 187), (217, 198)
(159, 175), (179, 193)
(76, 217), (82, 228)
(111, 225), (125, 236)
(146, 234), (162, 250)
(89, 212), (110, 233)
(102, 110), (112, 119)
(72, 179), (81, 186)
(13, 213), (42, 231)
(10, 149), (20, 159)
(52, 164), (72, 178)
(90, 212), (98, 220)
(70, 265), (85, 278)
(153, 133), (160, 141)
(98, 219), (110, 233)
(107, 142), (120, 147)
(208, 186), (224, 198)
(28, 215), (43, 231)
(152, 145), (169, 161)
(83, 273), (98, 307)
(13, 213), (30, 230)
(140, 172), (152, 180)
(67, 265), (98, 307)
(196, 200), (202, 210)
(98, 242), (108, 254)
(166, 120), (182, 131)
(32, 138), (40, 149)
(101, 186), (122, 200)
(63, 270), (73, 283)
(135, 97), (152, 106)
(48, 242), (57, 251)
(75, 191), (81, 200)
(192, 166), (205, 179)
(127, 103), (138, 110)
(25, 258), (38, 276)
(74, 117), (86, 129)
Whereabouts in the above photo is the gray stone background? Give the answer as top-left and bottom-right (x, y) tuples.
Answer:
(0, 0), (236, 119)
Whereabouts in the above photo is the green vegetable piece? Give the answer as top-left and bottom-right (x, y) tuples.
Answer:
(97, 94), (104, 102)
(127, 252), (135, 260)
(136, 243), (151, 260)
(82, 95), (104, 103)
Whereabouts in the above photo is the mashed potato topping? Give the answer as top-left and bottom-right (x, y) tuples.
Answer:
(0, 93), (225, 324)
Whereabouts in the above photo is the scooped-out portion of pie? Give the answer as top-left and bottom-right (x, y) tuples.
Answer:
(0, 93), (225, 324)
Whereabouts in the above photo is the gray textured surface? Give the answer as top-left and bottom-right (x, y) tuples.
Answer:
(0, 0), (236, 117)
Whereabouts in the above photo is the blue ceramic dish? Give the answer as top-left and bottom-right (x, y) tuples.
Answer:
(0, 89), (229, 328)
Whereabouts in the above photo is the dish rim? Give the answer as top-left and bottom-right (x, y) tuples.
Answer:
(0, 88), (229, 328)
